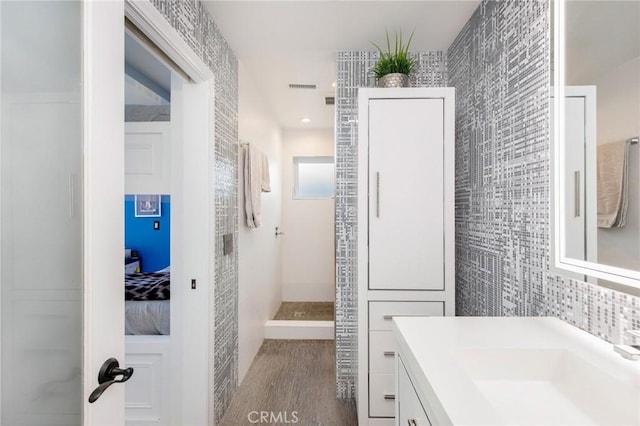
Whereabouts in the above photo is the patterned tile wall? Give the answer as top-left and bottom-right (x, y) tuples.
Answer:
(149, 1), (239, 422)
(335, 0), (640, 400)
(448, 0), (640, 342)
(334, 51), (447, 399)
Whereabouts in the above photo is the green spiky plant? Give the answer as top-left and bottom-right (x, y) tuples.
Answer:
(370, 29), (416, 79)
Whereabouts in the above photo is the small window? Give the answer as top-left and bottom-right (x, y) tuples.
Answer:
(293, 156), (335, 199)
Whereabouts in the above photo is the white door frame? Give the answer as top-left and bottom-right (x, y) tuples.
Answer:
(84, 1), (214, 424)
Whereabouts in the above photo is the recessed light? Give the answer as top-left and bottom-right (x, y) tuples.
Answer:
(332, 82), (336, 88)
(301, 117), (311, 123)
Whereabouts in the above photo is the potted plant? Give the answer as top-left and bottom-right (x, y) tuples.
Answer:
(371, 29), (416, 88)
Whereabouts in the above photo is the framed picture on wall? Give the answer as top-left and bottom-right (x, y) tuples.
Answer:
(134, 194), (162, 217)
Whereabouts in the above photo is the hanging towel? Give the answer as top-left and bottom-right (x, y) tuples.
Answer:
(597, 140), (629, 228)
(243, 145), (271, 228)
(261, 154), (271, 192)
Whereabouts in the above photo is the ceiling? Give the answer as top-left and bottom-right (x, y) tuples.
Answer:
(203, 1), (481, 129)
(125, 32), (172, 99)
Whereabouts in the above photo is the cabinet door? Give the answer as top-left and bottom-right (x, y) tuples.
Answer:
(369, 98), (444, 290)
(398, 357), (432, 426)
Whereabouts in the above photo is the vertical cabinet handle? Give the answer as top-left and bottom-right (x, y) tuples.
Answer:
(376, 172), (380, 218)
(69, 174), (76, 218)
(574, 170), (580, 218)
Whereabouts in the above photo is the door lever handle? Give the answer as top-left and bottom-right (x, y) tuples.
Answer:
(88, 358), (134, 403)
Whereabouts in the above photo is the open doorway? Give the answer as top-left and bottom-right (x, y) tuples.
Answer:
(123, 29), (173, 425)
(121, 10), (214, 423)
(264, 129), (336, 340)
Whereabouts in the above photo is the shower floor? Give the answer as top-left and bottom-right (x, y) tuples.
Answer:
(273, 302), (334, 321)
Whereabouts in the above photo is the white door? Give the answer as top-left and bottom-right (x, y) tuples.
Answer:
(368, 98), (445, 290)
(125, 122), (172, 195)
(1, 1), (126, 425)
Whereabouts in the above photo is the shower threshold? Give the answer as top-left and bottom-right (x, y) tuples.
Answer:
(266, 302), (334, 340)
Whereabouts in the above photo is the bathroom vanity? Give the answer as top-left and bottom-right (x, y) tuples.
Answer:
(392, 317), (640, 426)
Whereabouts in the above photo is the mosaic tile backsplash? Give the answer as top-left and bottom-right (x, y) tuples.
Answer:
(448, 0), (639, 340)
(448, 0), (551, 319)
(150, 1), (239, 422)
(335, 0), (640, 400)
(335, 51), (447, 399)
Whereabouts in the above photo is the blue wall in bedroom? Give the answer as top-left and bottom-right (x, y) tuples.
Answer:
(124, 194), (170, 272)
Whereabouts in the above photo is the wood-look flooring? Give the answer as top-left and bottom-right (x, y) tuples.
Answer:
(219, 340), (357, 426)
(273, 302), (334, 321)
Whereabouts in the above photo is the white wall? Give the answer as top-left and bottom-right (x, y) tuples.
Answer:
(237, 63), (283, 382)
(596, 56), (640, 272)
(281, 129), (335, 302)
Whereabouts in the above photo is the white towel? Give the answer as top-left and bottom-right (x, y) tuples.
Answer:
(597, 140), (629, 228)
(261, 154), (271, 192)
(243, 145), (270, 228)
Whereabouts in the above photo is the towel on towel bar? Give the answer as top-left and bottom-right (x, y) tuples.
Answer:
(243, 145), (271, 227)
(597, 140), (629, 228)
(261, 154), (271, 192)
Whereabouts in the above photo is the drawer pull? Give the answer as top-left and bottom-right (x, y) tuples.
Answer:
(408, 420), (417, 426)
(383, 315), (393, 320)
(383, 351), (395, 357)
(384, 394), (395, 400)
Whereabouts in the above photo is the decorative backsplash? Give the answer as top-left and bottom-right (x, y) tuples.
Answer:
(150, 1), (239, 422)
(448, 0), (640, 342)
(335, 0), (640, 400)
(448, 0), (552, 320)
(334, 51), (447, 398)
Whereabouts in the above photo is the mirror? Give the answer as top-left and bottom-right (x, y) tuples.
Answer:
(554, 0), (640, 290)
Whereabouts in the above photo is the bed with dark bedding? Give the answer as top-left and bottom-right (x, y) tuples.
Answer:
(125, 271), (170, 335)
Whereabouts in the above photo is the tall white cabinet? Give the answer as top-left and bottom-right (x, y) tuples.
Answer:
(356, 88), (455, 425)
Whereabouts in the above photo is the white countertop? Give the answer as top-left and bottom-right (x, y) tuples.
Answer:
(392, 316), (640, 426)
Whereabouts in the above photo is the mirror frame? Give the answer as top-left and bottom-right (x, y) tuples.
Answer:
(553, 0), (640, 291)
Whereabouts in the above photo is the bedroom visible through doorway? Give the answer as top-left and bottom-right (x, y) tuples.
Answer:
(123, 28), (174, 425)
(124, 29), (172, 337)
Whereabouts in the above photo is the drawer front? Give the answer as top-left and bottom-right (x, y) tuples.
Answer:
(369, 373), (396, 418)
(369, 331), (396, 374)
(369, 301), (444, 331)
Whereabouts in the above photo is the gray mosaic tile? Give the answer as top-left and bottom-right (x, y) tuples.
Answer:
(448, 0), (640, 342)
(150, 0), (239, 422)
(335, 51), (447, 399)
(335, 0), (640, 401)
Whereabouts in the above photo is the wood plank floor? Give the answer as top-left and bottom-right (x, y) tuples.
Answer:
(219, 340), (357, 426)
